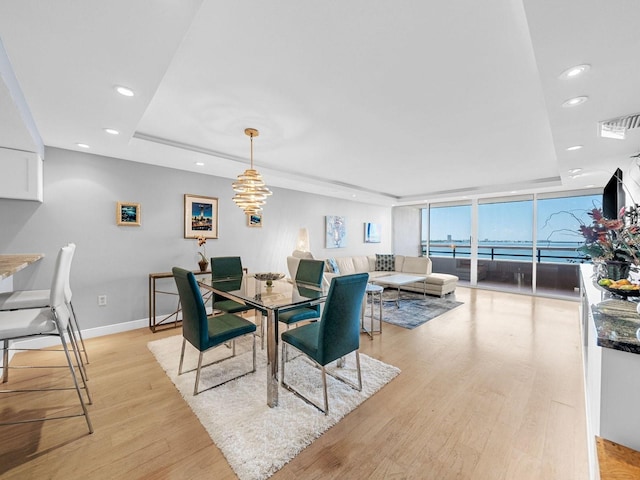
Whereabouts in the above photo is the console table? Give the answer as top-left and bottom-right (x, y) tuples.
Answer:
(148, 269), (212, 332)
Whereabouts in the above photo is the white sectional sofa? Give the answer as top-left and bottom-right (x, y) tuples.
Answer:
(287, 253), (459, 297)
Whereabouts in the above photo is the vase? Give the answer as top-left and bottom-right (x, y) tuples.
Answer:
(601, 260), (631, 281)
(198, 260), (209, 272)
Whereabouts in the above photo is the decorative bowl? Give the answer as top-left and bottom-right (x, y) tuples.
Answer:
(600, 285), (640, 298)
(253, 273), (285, 282)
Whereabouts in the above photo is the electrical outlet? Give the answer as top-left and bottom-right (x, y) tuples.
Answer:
(98, 295), (107, 306)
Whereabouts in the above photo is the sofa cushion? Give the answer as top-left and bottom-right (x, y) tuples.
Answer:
(287, 256), (301, 280)
(335, 257), (356, 275)
(292, 250), (314, 259)
(402, 256), (431, 275)
(375, 254), (395, 271)
(352, 256), (371, 273)
(325, 258), (340, 274)
(425, 273), (459, 285)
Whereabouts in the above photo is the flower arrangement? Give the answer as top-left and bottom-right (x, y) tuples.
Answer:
(197, 236), (207, 263)
(577, 207), (640, 265)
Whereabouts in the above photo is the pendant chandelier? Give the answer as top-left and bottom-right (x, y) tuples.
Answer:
(232, 128), (272, 215)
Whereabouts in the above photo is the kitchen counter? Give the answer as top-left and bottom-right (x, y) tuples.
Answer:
(0, 254), (44, 280)
(582, 265), (640, 355)
(580, 264), (640, 478)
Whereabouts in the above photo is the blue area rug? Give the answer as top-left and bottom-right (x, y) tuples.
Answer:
(377, 291), (463, 329)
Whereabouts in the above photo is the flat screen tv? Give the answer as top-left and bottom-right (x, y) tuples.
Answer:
(602, 168), (625, 219)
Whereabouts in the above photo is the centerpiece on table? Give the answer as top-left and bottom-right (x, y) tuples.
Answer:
(577, 207), (640, 282)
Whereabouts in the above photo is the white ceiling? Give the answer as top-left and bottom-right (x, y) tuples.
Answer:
(1, 0), (639, 206)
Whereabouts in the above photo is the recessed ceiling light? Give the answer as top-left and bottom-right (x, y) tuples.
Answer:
(566, 145), (583, 151)
(562, 96), (589, 108)
(76, 143), (90, 149)
(351, 194), (357, 198)
(568, 168), (583, 174)
(559, 64), (591, 79)
(115, 85), (134, 97)
(104, 128), (119, 135)
(195, 162), (205, 166)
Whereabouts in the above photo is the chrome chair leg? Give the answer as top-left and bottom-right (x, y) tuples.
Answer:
(281, 346), (362, 415)
(178, 338), (187, 375)
(58, 328), (94, 433)
(194, 352), (204, 396)
(67, 325), (88, 383)
(2, 339), (8, 384)
(70, 301), (89, 364)
(321, 366), (328, 413)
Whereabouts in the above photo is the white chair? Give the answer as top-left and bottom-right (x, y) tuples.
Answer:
(0, 243), (89, 366)
(0, 245), (93, 433)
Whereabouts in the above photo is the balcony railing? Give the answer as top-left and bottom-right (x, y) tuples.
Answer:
(422, 243), (583, 298)
(422, 243), (586, 264)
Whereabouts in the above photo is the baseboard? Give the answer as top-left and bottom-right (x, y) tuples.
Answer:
(1, 317), (150, 367)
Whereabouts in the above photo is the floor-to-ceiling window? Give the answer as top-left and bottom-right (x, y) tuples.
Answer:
(477, 196), (534, 293)
(536, 191), (602, 296)
(423, 202), (471, 278)
(422, 189), (601, 298)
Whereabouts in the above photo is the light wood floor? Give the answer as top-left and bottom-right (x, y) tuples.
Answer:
(0, 287), (590, 479)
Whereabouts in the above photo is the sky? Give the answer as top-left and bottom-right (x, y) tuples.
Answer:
(425, 194), (602, 243)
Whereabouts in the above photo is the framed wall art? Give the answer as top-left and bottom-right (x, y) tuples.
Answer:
(116, 202), (141, 226)
(326, 215), (347, 248)
(247, 213), (262, 228)
(364, 222), (381, 243)
(184, 194), (218, 239)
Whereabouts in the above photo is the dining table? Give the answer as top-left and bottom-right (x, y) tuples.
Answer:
(199, 274), (327, 408)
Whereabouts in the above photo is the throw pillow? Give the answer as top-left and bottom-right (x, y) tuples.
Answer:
(325, 258), (340, 274)
(375, 254), (395, 272)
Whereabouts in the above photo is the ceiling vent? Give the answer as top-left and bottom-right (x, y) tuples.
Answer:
(599, 113), (640, 140)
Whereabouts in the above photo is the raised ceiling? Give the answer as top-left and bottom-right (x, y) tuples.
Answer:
(1, 0), (639, 206)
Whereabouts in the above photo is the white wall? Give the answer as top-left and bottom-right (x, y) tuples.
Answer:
(0, 147), (392, 330)
(392, 205), (422, 256)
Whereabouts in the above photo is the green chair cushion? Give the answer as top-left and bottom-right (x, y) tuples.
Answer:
(281, 321), (320, 362)
(206, 313), (256, 348)
(213, 299), (251, 314)
(278, 305), (320, 325)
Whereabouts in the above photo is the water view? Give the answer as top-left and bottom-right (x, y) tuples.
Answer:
(423, 193), (602, 265)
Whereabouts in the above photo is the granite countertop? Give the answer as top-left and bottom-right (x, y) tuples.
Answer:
(591, 298), (640, 354)
(0, 254), (44, 280)
(582, 265), (640, 355)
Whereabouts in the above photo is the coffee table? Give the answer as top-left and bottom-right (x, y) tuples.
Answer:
(372, 274), (426, 307)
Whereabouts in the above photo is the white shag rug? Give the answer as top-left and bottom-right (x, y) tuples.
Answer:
(147, 334), (400, 480)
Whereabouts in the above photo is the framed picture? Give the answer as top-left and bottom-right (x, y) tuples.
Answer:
(364, 222), (381, 243)
(326, 215), (347, 248)
(184, 194), (218, 239)
(247, 213), (262, 228)
(116, 202), (141, 226)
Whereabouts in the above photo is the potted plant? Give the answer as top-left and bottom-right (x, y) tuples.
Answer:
(577, 207), (640, 279)
(197, 236), (209, 272)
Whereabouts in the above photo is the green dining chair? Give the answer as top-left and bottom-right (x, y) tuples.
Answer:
(280, 272), (369, 414)
(173, 267), (257, 395)
(210, 256), (253, 315)
(278, 259), (325, 328)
